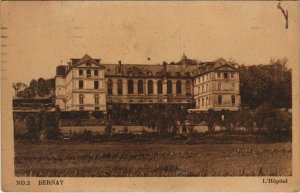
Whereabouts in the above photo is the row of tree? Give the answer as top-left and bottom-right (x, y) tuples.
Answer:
(12, 78), (55, 98)
(14, 103), (291, 140)
(14, 107), (61, 140)
(135, 104), (291, 136)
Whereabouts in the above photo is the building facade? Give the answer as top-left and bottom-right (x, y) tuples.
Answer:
(55, 54), (241, 112)
(56, 55), (106, 111)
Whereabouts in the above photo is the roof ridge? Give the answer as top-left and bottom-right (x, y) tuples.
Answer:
(102, 63), (162, 66)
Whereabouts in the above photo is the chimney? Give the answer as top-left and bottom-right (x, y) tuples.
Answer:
(163, 61), (167, 73)
(118, 60), (122, 65)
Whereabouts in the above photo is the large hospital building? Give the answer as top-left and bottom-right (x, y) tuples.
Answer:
(55, 54), (241, 113)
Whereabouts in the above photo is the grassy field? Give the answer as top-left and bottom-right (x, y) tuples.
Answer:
(15, 141), (292, 177)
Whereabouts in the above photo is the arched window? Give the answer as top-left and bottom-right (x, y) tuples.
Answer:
(167, 80), (172, 94)
(148, 80), (153, 95)
(79, 94), (84, 104)
(117, 79), (122, 95)
(231, 95), (236, 105)
(186, 80), (191, 96)
(128, 79), (134, 94)
(218, 95), (222, 105)
(176, 80), (182, 94)
(157, 80), (163, 94)
(94, 94), (99, 104)
(138, 80), (143, 94)
(107, 79), (113, 95)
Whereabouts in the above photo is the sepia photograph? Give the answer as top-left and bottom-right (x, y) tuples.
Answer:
(1, 0), (300, 191)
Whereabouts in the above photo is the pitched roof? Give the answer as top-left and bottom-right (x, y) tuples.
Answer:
(103, 64), (165, 77)
(58, 54), (239, 78)
(72, 54), (104, 68)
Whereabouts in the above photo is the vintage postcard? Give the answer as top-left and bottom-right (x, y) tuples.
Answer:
(1, 0), (300, 192)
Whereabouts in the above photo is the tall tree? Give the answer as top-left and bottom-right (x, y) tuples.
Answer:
(46, 78), (55, 95)
(37, 78), (49, 97)
(240, 58), (291, 109)
(12, 82), (27, 96)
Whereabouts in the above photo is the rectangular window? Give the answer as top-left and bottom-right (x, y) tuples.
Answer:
(217, 72), (221, 78)
(94, 81), (99, 89)
(86, 70), (91, 77)
(231, 72), (234, 78)
(231, 95), (236, 105)
(79, 80), (84, 89)
(224, 72), (228, 79)
(94, 70), (99, 76)
(79, 70), (83, 76)
(218, 82), (221, 91)
(218, 95), (222, 105)
(79, 94), (84, 104)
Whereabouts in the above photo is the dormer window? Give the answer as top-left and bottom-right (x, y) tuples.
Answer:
(116, 67), (122, 75)
(86, 69), (91, 77)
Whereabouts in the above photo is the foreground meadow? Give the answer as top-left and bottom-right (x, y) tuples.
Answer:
(15, 141), (291, 177)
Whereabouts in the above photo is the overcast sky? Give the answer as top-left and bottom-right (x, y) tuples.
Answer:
(1, 1), (299, 85)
